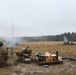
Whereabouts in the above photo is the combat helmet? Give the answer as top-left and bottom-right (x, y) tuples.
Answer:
(0, 41), (3, 46)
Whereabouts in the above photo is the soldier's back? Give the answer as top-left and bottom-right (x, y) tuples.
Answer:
(0, 47), (7, 67)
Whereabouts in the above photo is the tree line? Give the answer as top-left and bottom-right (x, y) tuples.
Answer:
(23, 32), (76, 42)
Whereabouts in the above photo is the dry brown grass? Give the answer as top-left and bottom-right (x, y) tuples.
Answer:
(15, 41), (76, 57)
(0, 41), (76, 75)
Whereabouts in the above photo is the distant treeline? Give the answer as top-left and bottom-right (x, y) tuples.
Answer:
(23, 32), (76, 41)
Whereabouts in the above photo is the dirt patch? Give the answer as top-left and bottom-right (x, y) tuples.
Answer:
(6, 61), (76, 75)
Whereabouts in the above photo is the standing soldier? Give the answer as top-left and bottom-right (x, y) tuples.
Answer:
(0, 41), (8, 67)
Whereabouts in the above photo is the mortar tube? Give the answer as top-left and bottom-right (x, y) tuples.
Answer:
(56, 51), (58, 61)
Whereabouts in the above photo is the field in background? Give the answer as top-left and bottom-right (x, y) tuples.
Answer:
(0, 41), (76, 75)
(15, 41), (76, 57)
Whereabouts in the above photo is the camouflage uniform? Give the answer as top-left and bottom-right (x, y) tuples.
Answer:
(0, 41), (8, 67)
(16, 46), (32, 62)
(21, 46), (32, 56)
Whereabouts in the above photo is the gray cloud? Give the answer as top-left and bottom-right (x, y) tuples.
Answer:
(0, 0), (76, 37)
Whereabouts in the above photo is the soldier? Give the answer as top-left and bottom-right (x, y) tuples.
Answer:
(0, 41), (8, 67)
(16, 46), (32, 62)
(21, 46), (32, 56)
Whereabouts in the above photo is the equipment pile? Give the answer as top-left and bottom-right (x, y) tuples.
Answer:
(35, 51), (63, 65)
(16, 47), (63, 65)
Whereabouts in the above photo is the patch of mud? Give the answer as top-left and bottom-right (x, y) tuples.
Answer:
(8, 61), (76, 75)
(9, 65), (50, 75)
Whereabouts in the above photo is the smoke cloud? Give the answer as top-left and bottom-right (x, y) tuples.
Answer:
(64, 36), (69, 42)
(3, 37), (23, 47)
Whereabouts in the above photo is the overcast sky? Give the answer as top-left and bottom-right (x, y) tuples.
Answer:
(0, 0), (76, 37)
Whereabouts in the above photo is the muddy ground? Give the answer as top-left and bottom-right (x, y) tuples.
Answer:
(0, 60), (76, 75)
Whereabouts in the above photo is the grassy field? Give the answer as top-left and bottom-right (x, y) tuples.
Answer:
(0, 41), (76, 75)
(15, 41), (76, 57)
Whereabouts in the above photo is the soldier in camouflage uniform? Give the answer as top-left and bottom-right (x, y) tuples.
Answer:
(16, 46), (32, 62)
(21, 46), (32, 57)
(0, 41), (8, 67)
